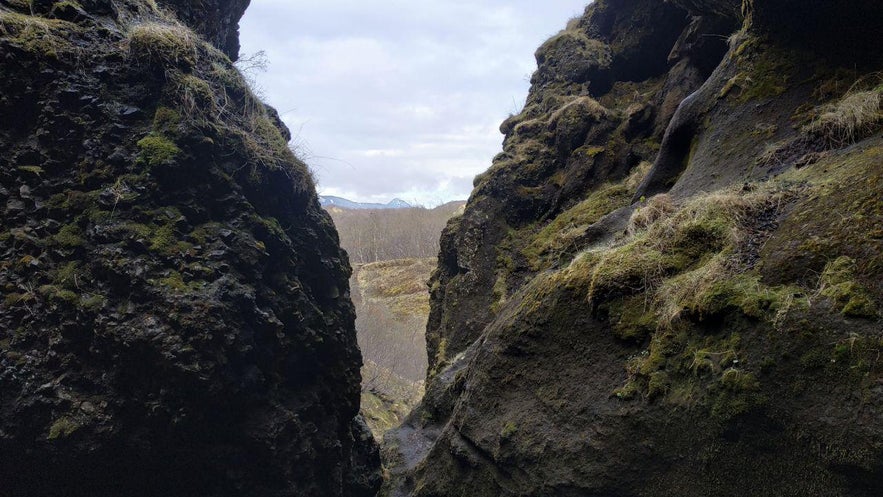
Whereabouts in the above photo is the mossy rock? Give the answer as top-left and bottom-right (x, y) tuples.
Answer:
(137, 134), (181, 167)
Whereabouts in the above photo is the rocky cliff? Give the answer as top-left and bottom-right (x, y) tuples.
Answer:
(0, 1), (379, 495)
(387, 0), (883, 495)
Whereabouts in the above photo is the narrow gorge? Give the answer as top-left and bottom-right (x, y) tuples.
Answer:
(1, 1), (882, 496)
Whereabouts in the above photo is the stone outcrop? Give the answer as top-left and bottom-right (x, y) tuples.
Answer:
(0, 1), (379, 495)
(158, 0), (250, 61)
(386, 0), (883, 495)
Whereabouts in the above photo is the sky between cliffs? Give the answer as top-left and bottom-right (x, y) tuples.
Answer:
(239, 0), (591, 206)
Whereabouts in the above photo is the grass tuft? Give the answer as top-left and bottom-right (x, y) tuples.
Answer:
(0, 10), (81, 59)
(806, 73), (883, 147)
(818, 256), (878, 318)
(127, 22), (198, 69)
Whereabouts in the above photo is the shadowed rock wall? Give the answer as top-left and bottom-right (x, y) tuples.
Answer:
(0, 1), (380, 495)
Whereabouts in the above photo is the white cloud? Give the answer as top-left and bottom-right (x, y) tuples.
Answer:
(239, 0), (591, 206)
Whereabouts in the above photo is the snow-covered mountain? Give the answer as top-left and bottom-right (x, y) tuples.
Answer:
(319, 196), (412, 210)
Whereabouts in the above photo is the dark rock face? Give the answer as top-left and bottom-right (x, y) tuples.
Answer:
(669, 0), (742, 18)
(745, 0), (883, 68)
(388, 0), (883, 495)
(0, 1), (379, 495)
(425, 0), (721, 381)
(158, 0), (251, 61)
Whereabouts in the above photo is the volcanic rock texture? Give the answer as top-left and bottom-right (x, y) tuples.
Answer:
(385, 0), (883, 496)
(0, 0), (379, 495)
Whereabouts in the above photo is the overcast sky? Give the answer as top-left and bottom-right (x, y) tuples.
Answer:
(239, 1), (590, 206)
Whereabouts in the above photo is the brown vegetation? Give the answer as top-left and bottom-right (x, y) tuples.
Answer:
(328, 202), (464, 264)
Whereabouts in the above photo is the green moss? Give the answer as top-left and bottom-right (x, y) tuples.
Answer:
(819, 257), (878, 318)
(152, 107), (181, 135)
(3, 292), (35, 307)
(647, 371), (670, 399)
(156, 271), (202, 293)
(829, 335), (883, 379)
(46, 190), (96, 213)
(158, 272), (187, 291)
(614, 379), (641, 400)
(210, 61), (247, 94)
(17, 165), (44, 176)
(711, 369), (765, 421)
(80, 294), (106, 311)
(38, 285), (80, 305)
(47, 417), (79, 440)
(50, 1), (83, 16)
(85, 208), (112, 224)
(242, 113), (297, 172)
(137, 134), (180, 167)
(609, 296), (656, 341)
(737, 42), (793, 103)
(641, 330), (683, 375)
(117, 222), (152, 240)
(719, 368), (760, 392)
(189, 222), (220, 245)
(523, 180), (632, 271)
(53, 261), (88, 288)
(670, 217), (729, 259)
(254, 215), (286, 239)
(0, 10), (80, 58)
(573, 145), (606, 158)
(537, 28), (611, 71)
(686, 337), (740, 376)
(53, 223), (84, 248)
(490, 274), (508, 314)
(149, 223), (175, 252)
(178, 74), (215, 112)
(672, 272), (805, 323)
(432, 338), (448, 375)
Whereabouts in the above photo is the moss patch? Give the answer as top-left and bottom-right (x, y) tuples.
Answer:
(47, 417), (79, 440)
(0, 10), (81, 59)
(819, 257), (878, 318)
(137, 134), (180, 167)
(53, 223), (84, 248)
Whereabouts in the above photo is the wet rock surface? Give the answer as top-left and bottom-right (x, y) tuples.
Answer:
(0, 1), (379, 495)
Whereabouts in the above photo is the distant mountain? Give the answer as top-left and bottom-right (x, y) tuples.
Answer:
(319, 196), (412, 210)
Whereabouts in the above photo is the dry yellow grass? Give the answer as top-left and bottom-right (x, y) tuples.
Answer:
(127, 22), (198, 68)
(561, 184), (787, 311)
(0, 10), (81, 59)
(807, 73), (883, 146)
(356, 258), (436, 318)
(627, 193), (675, 235)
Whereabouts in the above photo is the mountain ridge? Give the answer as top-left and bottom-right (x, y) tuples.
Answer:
(320, 195), (412, 210)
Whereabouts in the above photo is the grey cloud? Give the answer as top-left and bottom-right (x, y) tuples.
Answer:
(240, 0), (590, 205)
